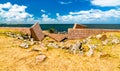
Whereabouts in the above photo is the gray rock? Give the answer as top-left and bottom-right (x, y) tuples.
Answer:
(112, 38), (120, 44)
(102, 39), (109, 45)
(19, 42), (29, 49)
(87, 44), (97, 49)
(47, 43), (59, 48)
(70, 41), (82, 54)
(32, 47), (42, 51)
(86, 48), (94, 57)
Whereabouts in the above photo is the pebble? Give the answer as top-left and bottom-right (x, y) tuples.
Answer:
(102, 39), (109, 45)
(32, 47), (42, 51)
(86, 48), (94, 57)
(19, 42), (29, 49)
(112, 38), (120, 44)
(36, 55), (47, 62)
(47, 43), (59, 48)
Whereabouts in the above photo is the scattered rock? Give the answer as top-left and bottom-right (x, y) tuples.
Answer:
(19, 42), (29, 49)
(86, 48), (94, 57)
(112, 38), (120, 44)
(96, 34), (102, 39)
(99, 35), (107, 41)
(30, 38), (35, 45)
(96, 34), (107, 41)
(87, 44), (97, 49)
(47, 43), (59, 48)
(36, 55), (47, 62)
(16, 34), (24, 40)
(32, 47), (42, 51)
(102, 39), (109, 45)
(70, 41), (82, 54)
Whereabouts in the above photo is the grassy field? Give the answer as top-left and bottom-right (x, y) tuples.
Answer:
(0, 29), (120, 71)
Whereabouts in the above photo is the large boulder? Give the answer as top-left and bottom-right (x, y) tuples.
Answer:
(30, 22), (44, 41)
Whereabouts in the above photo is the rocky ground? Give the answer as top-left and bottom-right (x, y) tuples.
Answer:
(0, 29), (120, 71)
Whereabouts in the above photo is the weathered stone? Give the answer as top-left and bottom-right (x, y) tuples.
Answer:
(87, 44), (97, 49)
(47, 43), (59, 48)
(44, 33), (67, 42)
(36, 55), (47, 62)
(30, 22), (44, 41)
(112, 38), (120, 44)
(102, 39), (109, 45)
(70, 41), (82, 54)
(32, 47), (42, 51)
(19, 42), (29, 49)
(86, 48), (94, 57)
(99, 35), (107, 41)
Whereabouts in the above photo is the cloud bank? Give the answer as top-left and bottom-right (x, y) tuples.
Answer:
(91, 0), (120, 7)
(0, 2), (35, 24)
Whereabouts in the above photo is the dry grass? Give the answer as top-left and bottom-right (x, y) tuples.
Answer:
(0, 30), (120, 71)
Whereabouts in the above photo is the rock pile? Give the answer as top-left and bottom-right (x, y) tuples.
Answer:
(70, 41), (82, 54)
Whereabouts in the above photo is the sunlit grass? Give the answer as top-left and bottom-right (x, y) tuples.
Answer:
(0, 30), (120, 71)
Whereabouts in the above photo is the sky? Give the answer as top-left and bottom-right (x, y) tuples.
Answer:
(0, 0), (120, 24)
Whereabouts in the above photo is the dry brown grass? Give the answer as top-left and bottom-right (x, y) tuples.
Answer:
(0, 30), (120, 71)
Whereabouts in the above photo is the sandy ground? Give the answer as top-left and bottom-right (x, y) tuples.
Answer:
(0, 30), (120, 71)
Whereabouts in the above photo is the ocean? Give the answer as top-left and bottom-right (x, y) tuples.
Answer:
(0, 24), (120, 32)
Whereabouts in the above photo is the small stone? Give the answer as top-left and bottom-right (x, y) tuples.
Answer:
(100, 35), (107, 41)
(32, 47), (42, 51)
(86, 48), (94, 57)
(47, 43), (59, 48)
(19, 42), (29, 49)
(36, 55), (47, 62)
(102, 39), (109, 45)
(70, 41), (82, 54)
(96, 34), (102, 39)
(87, 44), (97, 49)
(112, 38), (120, 44)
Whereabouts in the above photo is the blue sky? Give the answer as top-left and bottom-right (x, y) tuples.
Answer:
(0, 0), (120, 24)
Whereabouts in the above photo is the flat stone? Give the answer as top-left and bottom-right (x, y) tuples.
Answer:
(19, 42), (29, 49)
(99, 35), (107, 41)
(47, 43), (59, 48)
(30, 22), (44, 41)
(44, 33), (67, 42)
(36, 55), (47, 62)
(32, 47), (42, 51)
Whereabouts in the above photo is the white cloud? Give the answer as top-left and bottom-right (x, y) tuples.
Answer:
(39, 14), (57, 24)
(59, 1), (72, 5)
(39, 9), (120, 24)
(0, 2), (34, 24)
(56, 9), (120, 24)
(0, 2), (120, 24)
(91, 0), (120, 7)
(41, 9), (46, 13)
